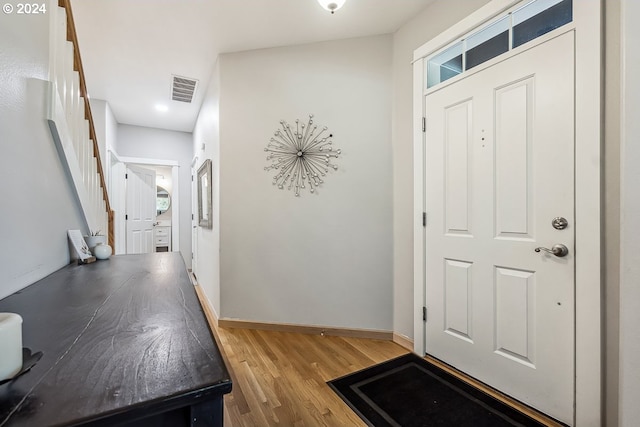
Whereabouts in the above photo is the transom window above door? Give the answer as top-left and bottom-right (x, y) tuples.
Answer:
(426, 0), (572, 88)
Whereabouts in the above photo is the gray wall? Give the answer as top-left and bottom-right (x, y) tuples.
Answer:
(216, 35), (394, 330)
(116, 125), (193, 268)
(193, 60), (221, 317)
(0, 9), (86, 300)
(390, 0), (492, 339)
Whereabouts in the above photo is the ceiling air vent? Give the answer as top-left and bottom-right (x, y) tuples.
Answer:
(171, 75), (198, 103)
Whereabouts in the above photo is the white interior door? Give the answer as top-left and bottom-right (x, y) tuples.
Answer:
(425, 33), (575, 424)
(126, 165), (156, 254)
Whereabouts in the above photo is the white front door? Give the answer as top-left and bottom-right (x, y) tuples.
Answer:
(425, 32), (575, 424)
(126, 165), (156, 254)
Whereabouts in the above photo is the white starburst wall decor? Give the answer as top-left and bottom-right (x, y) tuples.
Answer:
(264, 114), (341, 197)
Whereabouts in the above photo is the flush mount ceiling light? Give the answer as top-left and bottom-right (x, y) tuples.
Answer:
(155, 104), (168, 112)
(317, 0), (346, 14)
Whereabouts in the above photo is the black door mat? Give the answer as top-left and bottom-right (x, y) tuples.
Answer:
(328, 353), (553, 427)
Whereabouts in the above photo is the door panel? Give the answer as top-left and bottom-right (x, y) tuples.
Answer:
(444, 259), (473, 342)
(444, 100), (473, 236)
(494, 266), (536, 366)
(425, 33), (575, 424)
(495, 78), (533, 238)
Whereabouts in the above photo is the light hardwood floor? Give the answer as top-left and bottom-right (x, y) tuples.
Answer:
(194, 285), (561, 427)
(214, 326), (408, 426)
(213, 326), (564, 427)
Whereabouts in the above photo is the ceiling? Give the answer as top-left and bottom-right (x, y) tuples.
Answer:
(71, 0), (433, 133)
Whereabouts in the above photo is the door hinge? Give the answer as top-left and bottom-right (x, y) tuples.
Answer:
(422, 117), (426, 132)
(423, 306), (427, 322)
(125, 214), (128, 220)
(192, 213), (194, 220)
(423, 212), (427, 227)
(191, 175), (194, 182)
(125, 173), (128, 179)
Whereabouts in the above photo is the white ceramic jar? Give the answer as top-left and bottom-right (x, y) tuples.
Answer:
(84, 235), (106, 252)
(94, 243), (112, 260)
(0, 313), (22, 381)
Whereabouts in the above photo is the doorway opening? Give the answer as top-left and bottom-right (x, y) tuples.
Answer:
(109, 154), (180, 256)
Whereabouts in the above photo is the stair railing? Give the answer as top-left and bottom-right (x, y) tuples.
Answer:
(47, 0), (114, 248)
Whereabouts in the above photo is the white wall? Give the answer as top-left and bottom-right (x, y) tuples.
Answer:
(391, 0), (491, 339)
(619, 0), (640, 424)
(104, 102), (118, 154)
(193, 60), (221, 317)
(0, 7), (86, 299)
(90, 99), (125, 253)
(90, 99), (118, 182)
(215, 35), (393, 330)
(116, 125), (193, 268)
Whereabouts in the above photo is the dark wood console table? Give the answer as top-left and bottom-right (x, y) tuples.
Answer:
(0, 253), (231, 426)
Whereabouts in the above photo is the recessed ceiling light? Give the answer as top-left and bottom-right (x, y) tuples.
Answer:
(155, 104), (168, 112)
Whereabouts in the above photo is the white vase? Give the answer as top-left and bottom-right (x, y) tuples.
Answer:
(84, 235), (106, 251)
(94, 243), (112, 260)
(0, 313), (22, 381)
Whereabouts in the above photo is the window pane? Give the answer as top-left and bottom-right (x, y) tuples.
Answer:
(512, 0), (572, 48)
(465, 16), (510, 70)
(427, 42), (463, 88)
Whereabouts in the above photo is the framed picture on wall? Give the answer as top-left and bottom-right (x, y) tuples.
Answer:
(197, 159), (213, 229)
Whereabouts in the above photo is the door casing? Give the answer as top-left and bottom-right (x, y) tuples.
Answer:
(412, 0), (602, 425)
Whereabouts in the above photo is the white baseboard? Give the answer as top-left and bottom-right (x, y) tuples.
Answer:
(392, 332), (414, 351)
(217, 318), (393, 341)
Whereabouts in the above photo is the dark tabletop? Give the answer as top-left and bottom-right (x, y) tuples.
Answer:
(0, 253), (231, 426)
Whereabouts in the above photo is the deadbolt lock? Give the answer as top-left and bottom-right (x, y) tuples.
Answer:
(552, 217), (568, 230)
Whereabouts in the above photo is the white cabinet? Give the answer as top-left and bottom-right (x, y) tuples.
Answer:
(154, 221), (171, 252)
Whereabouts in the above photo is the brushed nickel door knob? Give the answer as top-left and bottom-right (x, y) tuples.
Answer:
(535, 244), (569, 257)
